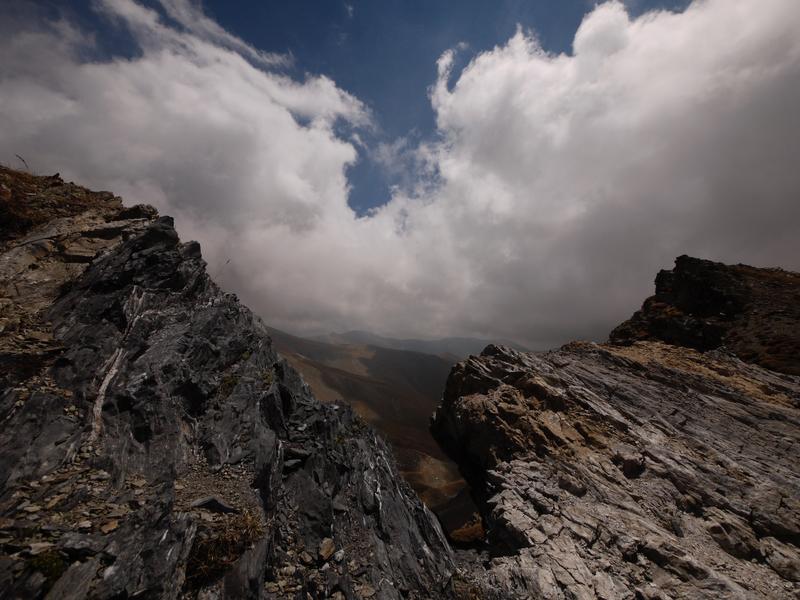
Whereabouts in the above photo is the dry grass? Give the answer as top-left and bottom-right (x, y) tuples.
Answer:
(27, 551), (68, 592)
(184, 510), (265, 590)
(0, 166), (116, 244)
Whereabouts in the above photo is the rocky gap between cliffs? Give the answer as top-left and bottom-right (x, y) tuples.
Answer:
(0, 166), (798, 599)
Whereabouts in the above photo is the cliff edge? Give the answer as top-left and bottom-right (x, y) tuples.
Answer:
(3, 166), (799, 600)
(610, 255), (800, 375)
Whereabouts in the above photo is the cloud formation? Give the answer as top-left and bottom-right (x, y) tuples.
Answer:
(1, 0), (799, 348)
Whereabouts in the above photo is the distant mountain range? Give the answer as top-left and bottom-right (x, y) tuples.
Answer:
(312, 329), (530, 360)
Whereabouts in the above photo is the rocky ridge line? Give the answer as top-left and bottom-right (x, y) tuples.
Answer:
(610, 254), (800, 375)
(0, 167), (453, 599)
(433, 260), (800, 599)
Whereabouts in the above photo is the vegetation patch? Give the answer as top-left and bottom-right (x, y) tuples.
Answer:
(28, 551), (68, 592)
(218, 372), (239, 398)
(184, 511), (264, 591)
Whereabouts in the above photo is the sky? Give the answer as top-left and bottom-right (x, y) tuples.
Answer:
(1, 0), (799, 348)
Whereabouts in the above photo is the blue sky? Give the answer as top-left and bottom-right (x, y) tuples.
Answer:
(194, 0), (691, 213)
(56, 0), (690, 214)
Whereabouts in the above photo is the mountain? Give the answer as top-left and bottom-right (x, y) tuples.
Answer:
(432, 256), (800, 598)
(314, 330), (530, 360)
(265, 326), (470, 520)
(0, 167), (452, 598)
(2, 166), (799, 599)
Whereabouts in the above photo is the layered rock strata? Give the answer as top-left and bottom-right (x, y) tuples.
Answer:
(434, 267), (800, 599)
(3, 166), (799, 600)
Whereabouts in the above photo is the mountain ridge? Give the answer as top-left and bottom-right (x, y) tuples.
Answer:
(1, 166), (798, 599)
(313, 330), (531, 360)
(432, 256), (800, 598)
(0, 167), (454, 598)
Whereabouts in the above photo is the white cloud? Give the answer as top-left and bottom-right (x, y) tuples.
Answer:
(154, 0), (292, 67)
(1, 0), (799, 348)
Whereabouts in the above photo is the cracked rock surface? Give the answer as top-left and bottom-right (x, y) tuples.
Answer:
(2, 166), (799, 600)
(433, 273), (800, 598)
(0, 167), (453, 599)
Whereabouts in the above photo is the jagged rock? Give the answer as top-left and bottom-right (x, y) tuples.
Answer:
(760, 537), (800, 582)
(4, 165), (799, 600)
(434, 261), (800, 598)
(610, 255), (800, 375)
(0, 167), (453, 599)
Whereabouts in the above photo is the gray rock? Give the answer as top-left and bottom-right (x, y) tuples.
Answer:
(190, 496), (239, 514)
(433, 341), (800, 598)
(0, 168), (453, 599)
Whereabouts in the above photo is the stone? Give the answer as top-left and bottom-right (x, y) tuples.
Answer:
(45, 495), (66, 510)
(610, 255), (800, 376)
(705, 508), (758, 559)
(6, 164), (798, 600)
(189, 496), (238, 514)
(28, 542), (54, 555)
(761, 537), (800, 582)
(432, 258), (800, 598)
(318, 537), (335, 562)
(99, 520), (118, 534)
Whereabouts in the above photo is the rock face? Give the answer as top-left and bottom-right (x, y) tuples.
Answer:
(433, 262), (800, 598)
(0, 167), (452, 599)
(610, 255), (800, 375)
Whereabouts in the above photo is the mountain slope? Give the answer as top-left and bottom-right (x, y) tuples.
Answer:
(315, 330), (530, 360)
(3, 166), (799, 600)
(0, 167), (453, 599)
(433, 259), (800, 599)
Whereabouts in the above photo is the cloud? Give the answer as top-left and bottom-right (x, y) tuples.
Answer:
(153, 0), (292, 67)
(1, 0), (799, 348)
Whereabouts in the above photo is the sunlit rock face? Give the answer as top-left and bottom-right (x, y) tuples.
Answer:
(433, 263), (800, 599)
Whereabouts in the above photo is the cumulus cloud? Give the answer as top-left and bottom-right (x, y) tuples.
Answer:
(1, 0), (799, 348)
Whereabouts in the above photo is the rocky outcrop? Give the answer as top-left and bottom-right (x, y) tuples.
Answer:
(610, 255), (800, 375)
(0, 167), (453, 599)
(4, 166), (799, 600)
(433, 260), (800, 599)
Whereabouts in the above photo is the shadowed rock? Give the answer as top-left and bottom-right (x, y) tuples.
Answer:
(610, 255), (800, 375)
(0, 167), (453, 599)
